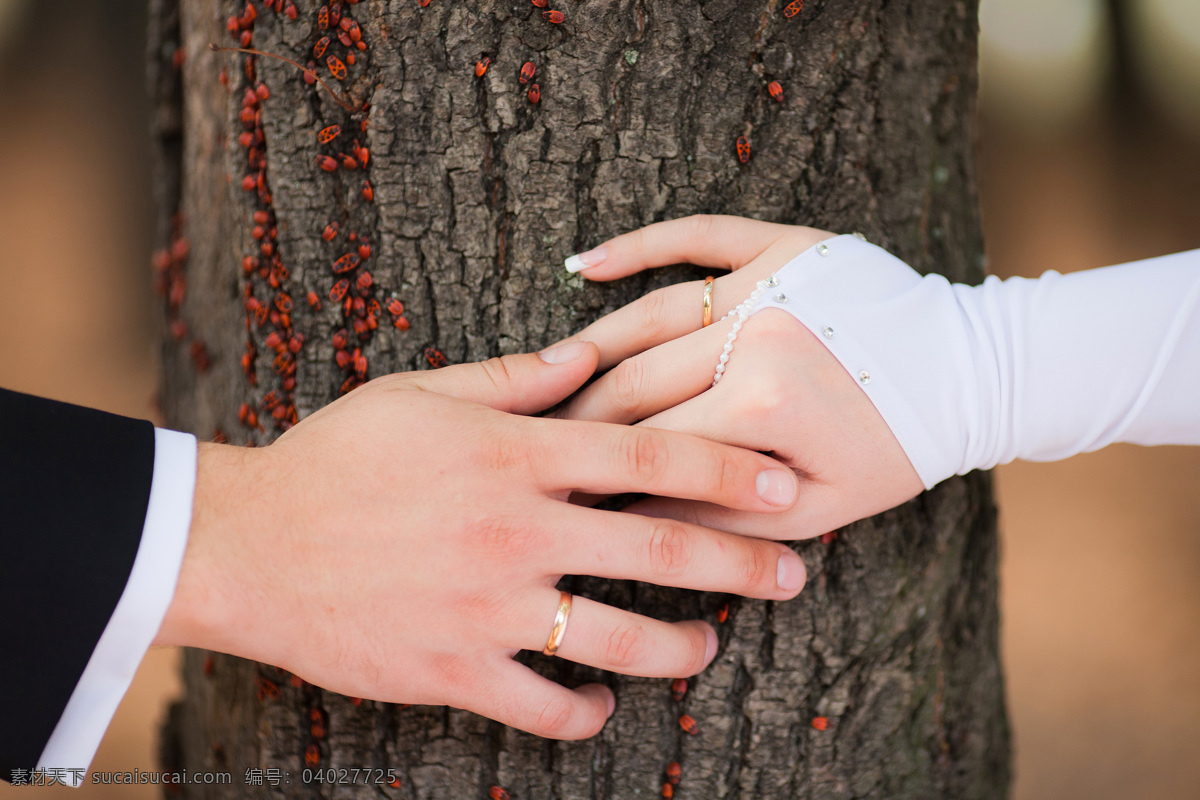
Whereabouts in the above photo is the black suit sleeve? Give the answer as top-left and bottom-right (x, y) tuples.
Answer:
(0, 388), (155, 777)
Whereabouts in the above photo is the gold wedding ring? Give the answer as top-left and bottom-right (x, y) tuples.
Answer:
(702, 276), (714, 327)
(542, 591), (573, 656)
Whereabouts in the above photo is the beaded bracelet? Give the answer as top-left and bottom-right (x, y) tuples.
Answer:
(712, 274), (778, 387)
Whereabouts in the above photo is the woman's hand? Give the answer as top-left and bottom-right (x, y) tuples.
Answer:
(158, 342), (809, 740)
(556, 215), (924, 539)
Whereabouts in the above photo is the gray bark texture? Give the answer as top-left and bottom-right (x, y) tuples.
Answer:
(150, 0), (1008, 797)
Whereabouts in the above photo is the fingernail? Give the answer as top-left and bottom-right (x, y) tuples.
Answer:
(756, 469), (797, 506)
(538, 341), (587, 364)
(704, 625), (718, 666)
(564, 246), (608, 273)
(605, 689), (616, 718)
(777, 550), (806, 593)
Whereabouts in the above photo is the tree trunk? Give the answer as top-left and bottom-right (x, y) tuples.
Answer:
(150, 0), (1008, 797)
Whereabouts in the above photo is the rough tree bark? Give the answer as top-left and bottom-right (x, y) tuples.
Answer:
(149, 0), (1008, 797)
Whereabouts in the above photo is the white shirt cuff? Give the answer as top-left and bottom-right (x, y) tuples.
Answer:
(36, 428), (197, 783)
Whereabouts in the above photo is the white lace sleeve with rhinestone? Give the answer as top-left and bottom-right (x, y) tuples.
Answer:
(743, 235), (1200, 490)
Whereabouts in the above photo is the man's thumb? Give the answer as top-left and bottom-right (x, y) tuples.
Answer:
(401, 341), (599, 414)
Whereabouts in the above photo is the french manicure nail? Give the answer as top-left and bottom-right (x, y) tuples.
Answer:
(777, 551), (806, 593)
(756, 469), (797, 506)
(564, 246), (609, 273)
(538, 340), (587, 364)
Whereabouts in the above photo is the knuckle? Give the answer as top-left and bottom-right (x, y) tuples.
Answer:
(535, 695), (576, 738)
(637, 288), (671, 337)
(689, 213), (717, 241)
(605, 622), (648, 669)
(738, 542), (771, 593)
(741, 376), (787, 423)
(648, 519), (693, 577)
(713, 449), (740, 498)
(473, 513), (540, 560)
(744, 308), (801, 344)
(621, 429), (668, 483)
(629, 226), (647, 256)
(431, 652), (476, 693)
(455, 587), (505, 622)
(478, 356), (515, 393)
(608, 357), (647, 415)
(485, 434), (524, 471)
(683, 626), (709, 674)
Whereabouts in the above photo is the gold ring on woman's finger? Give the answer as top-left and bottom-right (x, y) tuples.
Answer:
(702, 276), (714, 327)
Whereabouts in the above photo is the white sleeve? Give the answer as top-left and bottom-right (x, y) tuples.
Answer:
(749, 234), (1200, 490)
(35, 428), (196, 784)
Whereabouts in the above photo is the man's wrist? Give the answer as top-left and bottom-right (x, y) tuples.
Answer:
(153, 442), (261, 654)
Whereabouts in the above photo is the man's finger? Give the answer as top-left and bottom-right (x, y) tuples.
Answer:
(533, 594), (719, 679)
(555, 321), (733, 423)
(393, 343), (600, 415)
(530, 420), (799, 512)
(545, 506), (807, 599)
(564, 214), (795, 281)
(468, 661), (614, 740)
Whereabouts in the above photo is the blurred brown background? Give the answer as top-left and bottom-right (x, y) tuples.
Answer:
(0, 0), (1197, 797)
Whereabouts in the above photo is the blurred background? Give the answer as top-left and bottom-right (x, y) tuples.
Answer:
(0, 0), (1197, 797)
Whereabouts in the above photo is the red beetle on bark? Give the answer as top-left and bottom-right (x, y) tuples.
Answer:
(331, 253), (361, 274)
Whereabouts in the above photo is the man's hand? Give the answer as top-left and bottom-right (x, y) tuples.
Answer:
(155, 341), (807, 739)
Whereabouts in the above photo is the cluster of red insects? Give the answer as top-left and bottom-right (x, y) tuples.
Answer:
(469, 0), (798, 164)
(153, 215), (212, 374)
(212, 0), (414, 447)
(471, 0), (569, 105)
(734, 1), (804, 163)
(222, 1), (303, 436)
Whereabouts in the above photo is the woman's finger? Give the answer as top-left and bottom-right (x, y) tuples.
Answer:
(547, 505), (807, 599)
(565, 268), (762, 370)
(622, 495), (813, 541)
(537, 594), (718, 679)
(528, 419), (799, 512)
(563, 235), (814, 369)
(467, 660), (614, 739)
(555, 319), (734, 424)
(564, 214), (797, 281)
